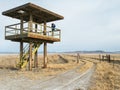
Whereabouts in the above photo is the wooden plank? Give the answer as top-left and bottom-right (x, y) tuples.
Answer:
(2, 3), (64, 23)
(29, 42), (32, 71)
(43, 22), (47, 68)
(43, 42), (47, 68)
(20, 15), (24, 64)
(34, 44), (38, 68)
(28, 33), (60, 42)
(5, 34), (28, 39)
(20, 42), (23, 62)
(20, 16), (23, 34)
(29, 13), (33, 32)
(5, 33), (60, 43)
(34, 24), (38, 68)
(77, 53), (80, 63)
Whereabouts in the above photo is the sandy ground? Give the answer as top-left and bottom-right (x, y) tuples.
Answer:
(0, 54), (119, 90)
(80, 54), (120, 90)
(0, 54), (95, 90)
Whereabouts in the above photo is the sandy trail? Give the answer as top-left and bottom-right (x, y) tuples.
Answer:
(61, 64), (96, 90)
(0, 55), (96, 90)
(0, 62), (96, 90)
(30, 62), (96, 90)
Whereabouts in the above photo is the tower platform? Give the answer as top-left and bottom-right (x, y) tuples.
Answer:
(5, 22), (61, 43)
(2, 3), (64, 70)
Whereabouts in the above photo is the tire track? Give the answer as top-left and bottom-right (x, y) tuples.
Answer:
(58, 63), (96, 90)
(30, 59), (96, 90)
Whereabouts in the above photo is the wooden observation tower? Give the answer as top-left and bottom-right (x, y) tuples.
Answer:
(2, 3), (64, 70)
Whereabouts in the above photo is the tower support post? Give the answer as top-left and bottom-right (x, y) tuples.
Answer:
(20, 16), (23, 62)
(28, 13), (33, 70)
(43, 42), (47, 68)
(20, 42), (23, 62)
(29, 13), (33, 32)
(34, 44), (38, 68)
(43, 21), (47, 68)
(34, 24), (38, 68)
(29, 42), (32, 71)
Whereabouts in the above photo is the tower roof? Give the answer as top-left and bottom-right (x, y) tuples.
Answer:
(2, 3), (64, 23)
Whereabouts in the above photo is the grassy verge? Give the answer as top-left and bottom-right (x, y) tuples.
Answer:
(89, 61), (120, 90)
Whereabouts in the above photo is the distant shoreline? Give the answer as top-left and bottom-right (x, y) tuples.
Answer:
(0, 52), (61, 55)
(0, 52), (120, 55)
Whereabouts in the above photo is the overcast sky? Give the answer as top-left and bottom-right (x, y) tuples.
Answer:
(0, 0), (120, 52)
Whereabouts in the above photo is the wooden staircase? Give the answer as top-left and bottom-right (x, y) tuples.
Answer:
(17, 42), (42, 69)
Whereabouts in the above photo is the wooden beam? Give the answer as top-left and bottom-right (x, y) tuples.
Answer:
(20, 16), (24, 64)
(20, 41), (23, 62)
(35, 24), (37, 32)
(20, 16), (23, 34)
(34, 44), (38, 68)
(99, 54), (101, 62)
(34, 25), (38, 68)
(28, 13), (33, 71)
(29, 42), (32, 71)
(5, 33), (60, 43)
(77, 53), (80, 63)
(28, 33), (60, 42)
(43, 21), (47, 68)
(43, 42), (47, 68)
(2, 3), (64, 23)
(29, 13), (33, 32)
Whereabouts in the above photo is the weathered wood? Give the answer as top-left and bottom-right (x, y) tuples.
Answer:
(28, 33), (60, 42)
(5, 32), (60, 43)
(108, 54), (111, 63)
(34, 25), (38, 68)
(29, 13), (33, 32)
(77, 53), (80, 63)
(20, 16), (23, 34)
(29, 42), (32, 71)
(20, 16), (23, 62)
(99, 54), (101, 62)
(3, 3), (63, 71)
(34, 47), (38, 68)
(2, 3), (64, 24)
(43, 22), (47, 68)
(113, 57), (115, 68)
(20, 42), (23, 62)
(43, 42), (47, 68)
(101, 54), (111, 63)
(35, 24), (37, 32)
(102, 55), (104, 61)
(28, 13), (33, 70)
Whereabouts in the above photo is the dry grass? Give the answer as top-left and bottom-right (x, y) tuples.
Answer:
(0, 53), (119, 90)
(77, 60), (93, 73)
(85, 54), (120, 90)
(0, 54), (18, 69)
(18, 63), (80, 80)
(0, 54), (81, 80)
(89, 62), (120, 90)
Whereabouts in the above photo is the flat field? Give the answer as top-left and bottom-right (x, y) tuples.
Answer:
(0, 53), (119, 90)
(79, 54), (120, 90)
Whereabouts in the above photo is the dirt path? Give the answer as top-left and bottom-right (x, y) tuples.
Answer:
(61, 64), (96, 90)
(30, 62), (96, 90)
(0, 59), (96, 90)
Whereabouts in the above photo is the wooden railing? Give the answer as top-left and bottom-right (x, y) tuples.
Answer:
(5, 22), (61, 39)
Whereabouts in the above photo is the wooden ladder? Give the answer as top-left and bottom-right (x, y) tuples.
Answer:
(17, 42), (42, 69)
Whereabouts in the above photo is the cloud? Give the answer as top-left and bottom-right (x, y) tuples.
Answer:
(0, 0), (120, 52)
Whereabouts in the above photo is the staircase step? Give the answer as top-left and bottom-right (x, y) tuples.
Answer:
(17, 43), (42, 69)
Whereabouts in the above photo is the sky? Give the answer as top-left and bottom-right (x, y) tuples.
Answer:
(0, 0), (120, 52)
